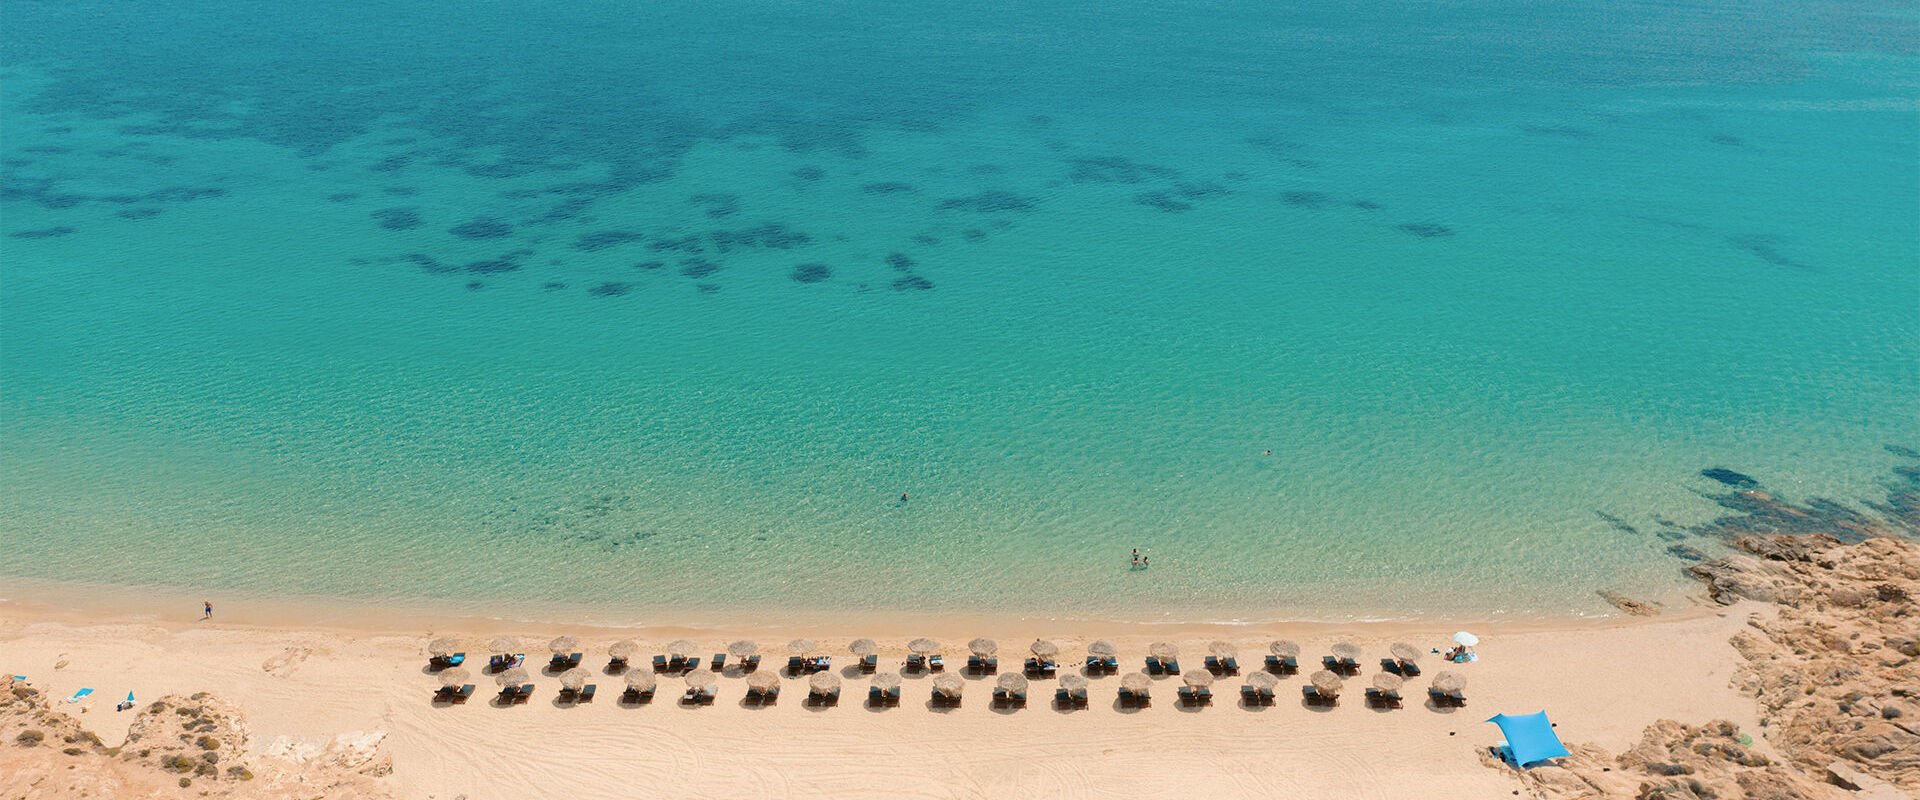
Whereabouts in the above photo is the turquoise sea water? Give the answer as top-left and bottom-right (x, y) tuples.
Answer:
(2, 1), (1916, 621)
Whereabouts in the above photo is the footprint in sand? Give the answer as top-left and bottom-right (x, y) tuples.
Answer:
(263, 646), (313, 677)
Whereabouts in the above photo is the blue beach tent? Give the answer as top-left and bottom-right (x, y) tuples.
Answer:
(1487, 711), (1570, 767)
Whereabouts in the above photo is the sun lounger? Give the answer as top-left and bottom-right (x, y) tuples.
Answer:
(1055, 687), (1089, 709)
(858, 654), (877, 674)
(1427, 688), (1466, 707)
(740, 654), (762, 673)
(806, 689), (840, 708)
(1023, 658), (1057, 678)
(787, 656), (807, 675)
(1178, 687), (1212, 706)
(1239, 685), (1275, 706)
(992, 689), (1026, 708)
(548, 652), (582, 671)
(429, 653), (466, 670)
(1322, 656), (1360, 675)
(489, 654), (523, 673)
(558, 685), (596, 704)
(1302, 685), (1336, 706)
(434, 685), (475, 704)
(1145, 657), (1180, 675)
(906, 654), (925, 672)
(867, 686), (900, 707)
(968, 655), (999, 675)
(813, 656), (832, 673)
(710, 653), (727, 671)
(64, 688), (94, 704)
(681, 687), (716, 706)
(929, 692), (961, 709)
(1118, 689), (1150, 709)
(607, 656), (629, 673)
(619, 687), (655, 705)
(1264, 655), (1298, 674)
(498, 684), (534, 703)
(1205, 656), (1239, 675)
(745, 687), (779, 706)
(1381, 657), (1421, 677)
(1365, 688), (1401, 708)
(1085, 656), (1119, 674)
(928, 654), (944, 672)
(653, 655), (670, 672)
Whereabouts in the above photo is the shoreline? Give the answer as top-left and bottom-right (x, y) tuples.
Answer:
(0, 572), (1699, 638)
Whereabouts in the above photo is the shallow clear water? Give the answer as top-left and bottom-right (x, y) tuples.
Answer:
(2, 0), (1916, 621)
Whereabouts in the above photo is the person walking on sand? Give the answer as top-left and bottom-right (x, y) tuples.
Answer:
(203, 600), (213, 620)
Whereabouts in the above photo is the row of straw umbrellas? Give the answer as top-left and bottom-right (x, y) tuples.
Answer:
(428, 636), (1466, 701)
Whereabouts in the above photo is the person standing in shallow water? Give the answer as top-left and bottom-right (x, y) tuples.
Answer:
(202, 600), (213, 620)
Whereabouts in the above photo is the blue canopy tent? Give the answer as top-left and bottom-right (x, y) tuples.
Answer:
(1487, 711), (1570, 767)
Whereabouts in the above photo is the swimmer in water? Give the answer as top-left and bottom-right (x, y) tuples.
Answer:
(900, 492), (909, 502)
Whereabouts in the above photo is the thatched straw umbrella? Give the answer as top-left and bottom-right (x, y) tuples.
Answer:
(1120, 672), (1151, 695)
(1088, 640), (1118, 659)
(1149, 642), (1178, 661)
(1182, 670), (1216, 689)
(871, 672), (902, 692)
(908, 638), (939, 655)
(683, 668), (717, 692)
(624, 669), (657, 692)
(560, 667), (590, 692)
(968, 638), (998, 657)
(1372, 673), (1404, 693)
(495, 666), (529, 688)
(437, 667), (471, 689)
(1389, 642), (1420, 666)
(933, 674), (964, 698)
(608, 640), (640, 661)
(788, 638), (817, 656)
(728, 640), (759, 658)
(549, 636), (580, 656)
(1246, 671), (1278, 692)
(848, 639), (878, 657)
(1432, 671), (1466, 694)
(668, 639), (698, 659)
(1330, 642), (1361, 662)
(809, 671), (841, 696)
(1208, 641), (1237, 659)
(1030, 639), (1060, 660)
(487, 637), (517, 657)
(746, 670), (781, 694)
(1059, 674), (1088, 694)
(1309, 670), (1343, 697)
(996, 672), (1029, 696)
(1269, 640), (1300, 658)
(428, 637), (463, 658)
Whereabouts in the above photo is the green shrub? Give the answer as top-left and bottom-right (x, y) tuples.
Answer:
(63, 747), (83, 756)
(178, 777), (191, 787)
(16, 729), (44, 746)
(196, 736), (220, 750)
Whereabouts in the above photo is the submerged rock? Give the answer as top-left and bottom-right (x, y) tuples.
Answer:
(1701, 468), (1760, 488)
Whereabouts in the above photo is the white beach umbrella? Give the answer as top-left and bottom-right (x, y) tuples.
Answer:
(1452, 631), (1479, 647)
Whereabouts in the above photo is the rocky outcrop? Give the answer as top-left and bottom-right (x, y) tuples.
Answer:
(0, 676), (394, 799)
(1495, 453), (1920, 798)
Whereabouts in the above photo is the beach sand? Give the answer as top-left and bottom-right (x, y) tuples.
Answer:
(0, 590), (1768, 799)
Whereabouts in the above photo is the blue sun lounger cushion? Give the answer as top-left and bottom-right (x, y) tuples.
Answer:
(65, 688), (94, 703)
(1487, 711), (1570, 767)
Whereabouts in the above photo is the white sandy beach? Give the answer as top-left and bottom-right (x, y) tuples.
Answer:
(0, 590), (1768, 800)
